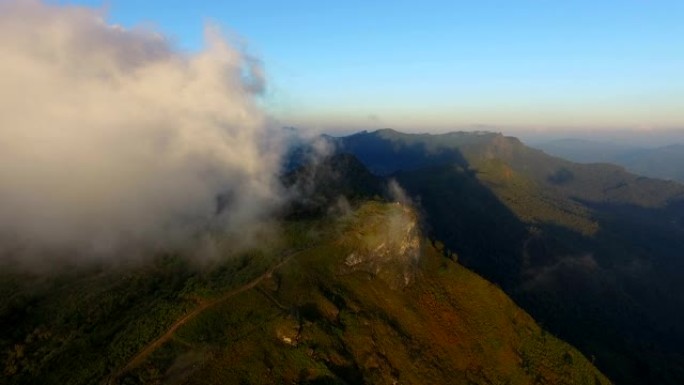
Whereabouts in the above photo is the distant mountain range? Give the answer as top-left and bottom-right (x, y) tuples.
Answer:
(532, 138), (684, 183)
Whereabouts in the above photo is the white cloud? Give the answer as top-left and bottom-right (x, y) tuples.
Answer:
(0, 0), (283, 265)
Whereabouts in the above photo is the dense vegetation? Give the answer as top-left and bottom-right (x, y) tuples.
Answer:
(0, 250), (287, 384)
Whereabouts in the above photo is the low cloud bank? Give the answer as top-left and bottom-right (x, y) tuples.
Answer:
(0, 1), (284, 265)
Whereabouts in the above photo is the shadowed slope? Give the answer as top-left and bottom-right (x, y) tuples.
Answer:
(329, 129), (684, 384)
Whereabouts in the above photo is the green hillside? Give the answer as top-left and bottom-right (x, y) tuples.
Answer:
(0, 200), (609, 385)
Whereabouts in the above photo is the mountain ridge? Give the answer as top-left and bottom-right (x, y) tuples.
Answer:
(324, 128), (684, 385)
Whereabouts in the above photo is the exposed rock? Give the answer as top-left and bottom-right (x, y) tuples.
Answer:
(339, 203), (420, 288)
(275, 317), (300, 347)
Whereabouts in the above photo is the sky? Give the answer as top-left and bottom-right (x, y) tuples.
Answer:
(49, 0), (683, 134)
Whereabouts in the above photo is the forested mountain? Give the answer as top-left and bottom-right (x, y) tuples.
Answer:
(328, 129), (684, 385)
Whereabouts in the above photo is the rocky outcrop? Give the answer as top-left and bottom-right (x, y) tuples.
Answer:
(340, 203), (420, 288)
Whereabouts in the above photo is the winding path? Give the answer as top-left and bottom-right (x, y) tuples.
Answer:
(106, 250), (303, 384)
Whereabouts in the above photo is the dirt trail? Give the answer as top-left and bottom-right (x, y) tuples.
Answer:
(107, 250), (302, 384)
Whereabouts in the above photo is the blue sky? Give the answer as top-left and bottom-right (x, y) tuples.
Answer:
(52, 0), (683, 133)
